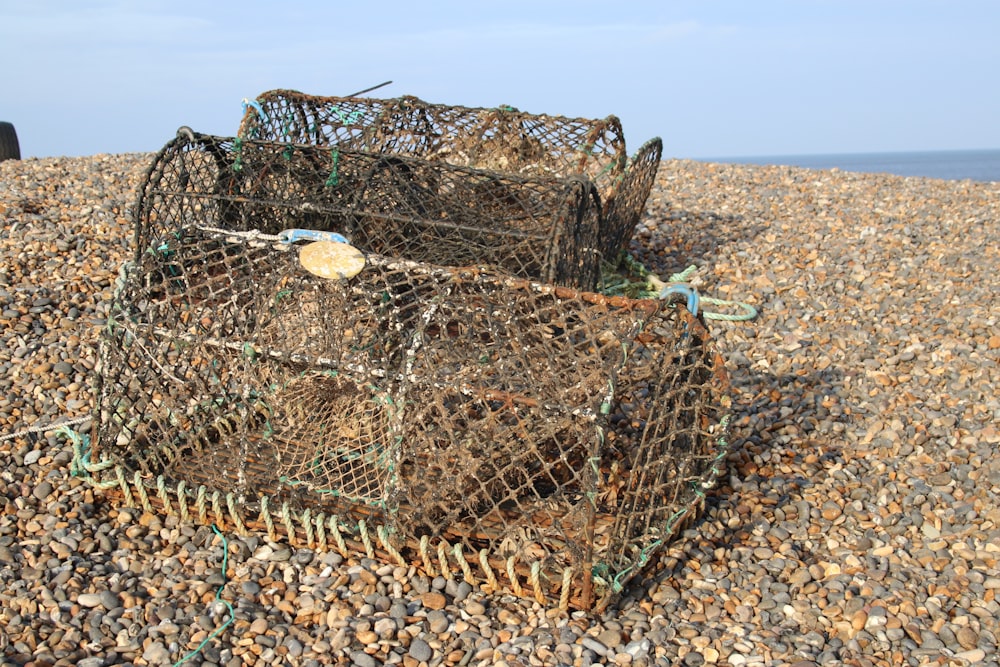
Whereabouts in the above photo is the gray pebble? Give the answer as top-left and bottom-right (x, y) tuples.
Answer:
(410, 575), (430, 594)
(454, 581), (473, 602)
(269, 547), (292, 562)
(373, 617), (396, 636)
(143, 641), (171, 665)
(409, 637), (433, 662)
(78, 593), (103, 608)
(350, 650), (378, 667)
(684, 651), (706, 666)
(284, 637), (304, 657)
(33, 481), (53, 500)
(427, 610), (449, 634)
(100, 590), (120, 610)
(581, 636), (609, 657)
(625, 639), (650, 658)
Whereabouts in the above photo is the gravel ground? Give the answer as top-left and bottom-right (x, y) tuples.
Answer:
(1, 153), (998, 667)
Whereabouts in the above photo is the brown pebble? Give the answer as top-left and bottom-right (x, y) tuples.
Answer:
(497, 609), (522, 626)
(356, 630), (378, 645)
(420, 592), (447, 610)
(464, 600), (486, 616)
(956, 626), (979, 650)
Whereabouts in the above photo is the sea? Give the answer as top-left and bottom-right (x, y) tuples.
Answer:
(703, 148), (1000, 183)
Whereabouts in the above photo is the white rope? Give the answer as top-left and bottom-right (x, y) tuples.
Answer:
(0, 414), (92, 443)
(196, 225), (284, 243)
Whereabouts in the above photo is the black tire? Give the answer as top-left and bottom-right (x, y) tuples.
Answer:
(0, 122), (21, 161)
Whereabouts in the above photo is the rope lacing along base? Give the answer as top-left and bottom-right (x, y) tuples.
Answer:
(60, 426), (596, 610)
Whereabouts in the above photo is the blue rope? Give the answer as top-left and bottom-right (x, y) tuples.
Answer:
(659, 284), (700, 318)
(277, 228), (351, 244)
(241, 98), (269, 123)
(601, 256), (757, 321)
(173, 525), (234, 666)
(662, 266), (757, 321)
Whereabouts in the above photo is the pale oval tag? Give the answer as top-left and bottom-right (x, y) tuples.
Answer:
(299, 241), (366, 280)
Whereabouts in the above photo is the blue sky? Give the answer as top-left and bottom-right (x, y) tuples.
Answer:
(2, 1), (999, 159)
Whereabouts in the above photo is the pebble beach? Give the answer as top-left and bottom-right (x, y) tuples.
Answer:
(1, 153), (998, 667)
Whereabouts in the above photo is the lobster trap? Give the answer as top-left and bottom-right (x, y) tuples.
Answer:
(237, 90), (663, 264)
(135, 130), (619, 289)
(85, 221), (731, 610)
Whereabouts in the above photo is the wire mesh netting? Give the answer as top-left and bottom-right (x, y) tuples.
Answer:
(88, 218), (730, 610)
(237, 90), (663, 267)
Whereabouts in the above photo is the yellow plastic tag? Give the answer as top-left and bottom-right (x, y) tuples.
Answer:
(298, 241), (366, 280)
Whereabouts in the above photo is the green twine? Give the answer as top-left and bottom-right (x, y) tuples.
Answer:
(610, 536), (666, 594)
(232, 138), (244, 173)
(599, 252), (658, 299)
(241, 342), (258, 362)
(597, 160), (617, 178)
(698, 295), (758, 322)
(60, 427), (114, 481)
(591, 562), (611, 593)
(261, 418), (275, 440)
(173, 524), (234, 666)
(64, 428), (92, 478)
(273, 288), (293, 305)
(330, 106), (364, 124)
(325, 148), (341, 187)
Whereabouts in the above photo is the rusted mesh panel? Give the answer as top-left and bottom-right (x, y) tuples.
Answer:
(92, 224), (729, 610)
(604, 137), (666, 257)
(237, 90), (663, 261)
(134, 131), (605, 289)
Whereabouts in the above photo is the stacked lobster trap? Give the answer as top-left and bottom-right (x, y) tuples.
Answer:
(134, 130), (608, 289)
(237, 90), (664, 259)
(80, 92), (731, 611)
